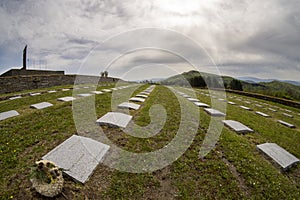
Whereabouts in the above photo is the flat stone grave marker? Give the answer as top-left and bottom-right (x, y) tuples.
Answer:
(268, 108), (277, 112)
(277, 120), (295, 128)
(83, 86), (90, 89)
(77, 93), (93, 97)
(255, 111), (270, 117)
(255, 104), (263, 108)
(223, 120), (253, 133)
(96, 112), (132, 128)
(9, 96), (22, 100)
(240, 106), (251, 110)
(0, 110), (20, 121)
(129, 97), (145, 102)
(182, 94), (191, 98)
(244, 101), (251, 104)
(140, 91), (150, 95)
(204, 108), (226, 117)
(136, 94), (148, 98)
(118, 102), (141, 110)
(30, 102), (53, 110)
(43, 135), (110, 183)
(194, 102), (210, 108)
(30, 93), (41, 96)
(285, 109), (292, 113)
(228, 101), (236, 105)
(218, 98), (226, 102)
(111, 88), (118, 91)
(187, 97), (200, 102)
(102, 89), (112, 92)
(57, 97), (76, 102)
(48, 90), (57, 93)
(257, 143), (300, 170)
(62, 89), (70, 91)
(283, 113), (293, 118)
(90, 91), (103, 94)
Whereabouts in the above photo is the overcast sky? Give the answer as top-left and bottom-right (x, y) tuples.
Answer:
(0, 0), (299, 81)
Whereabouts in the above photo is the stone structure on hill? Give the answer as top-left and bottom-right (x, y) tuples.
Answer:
(0, 45), (64, 77)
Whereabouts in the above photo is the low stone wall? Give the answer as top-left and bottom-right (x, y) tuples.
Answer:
(0, 74), (118, 94)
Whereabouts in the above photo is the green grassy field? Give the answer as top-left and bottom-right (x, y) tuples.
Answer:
(0, 84), (299, 199)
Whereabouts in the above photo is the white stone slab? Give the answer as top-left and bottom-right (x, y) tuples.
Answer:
(9, 96), (22, 100)
(283, 113), (293, 118)
(43, 135), (110, 183)
(187, 97), (200, 102)
(57, 97), (76, 102)
(204, 108), (226, 117)
(255, 111), (270, 117)
(136, 94), (148, 98)
(240, 106), (251, 110)
(268, 108), (277, 112)
(277, 120), (295, 128)
(284, 109), (292, 113)
(111, 88), (118, 91)
(223, 120), (253, 133)
(227, 101), (236, 105)
(244, 101), (251, 104)
(182, 94), (191, 98)
(194, 102), (210, 108)
(83, 86), (90, 89)
(77, 93), (93, 97)
(257, 143), (299, 170)
(62, 89), (70, 91)
(255, 104), (263, 108)
(0, 110), (20, 121)
(118, 102), (141, 110)
(30, 102), (53, 110)
(48, 90), (57, 93)
(218, 98), (227, 102)
(102, 89), (112, 92)
(30, 93), (41, 96)
(96, 112), (132, 128)
(140, 91), (150, 95)
(90, 91), (103, 94)
(129, 97), (145, 102)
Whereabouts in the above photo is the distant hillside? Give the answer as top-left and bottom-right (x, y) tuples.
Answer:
(161, 70), (300, 101)
(238, 76), (300, 86)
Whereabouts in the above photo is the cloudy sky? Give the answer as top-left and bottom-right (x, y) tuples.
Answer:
(0, 0), (299, 81)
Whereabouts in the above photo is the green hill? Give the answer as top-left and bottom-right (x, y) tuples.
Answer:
(161, 70), (300, 101)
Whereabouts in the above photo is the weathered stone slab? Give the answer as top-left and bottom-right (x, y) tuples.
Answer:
(204, 108), (226, 117)
(90, 91), (103, 94)
(96, 112), (132, 128)
(30, 102), (53, 110)
(129, 97), (145, 102)
(277, 120), (295, 128)
(9, 96), (22, 100)
(48, 90), (57, 93)
(140, 91), (150, 95)
(30, 93), (41, 96)
(57, 97), (76, 102)
(255, 111), (270, 117)
(223, 120), (253, 133)
(227, 101), (236, 105)
(257, 143), (299, 170)
(102, 89), (112, 92)
(194, 102), (210, 108)
(268, 108), (277, 112)
(182, 94), (191, 98)
(136, 94), (148, 98)
(187, 97), (200, 102)
(62, 89), (70, 91)
(112, 88), (118, 91)
(283, 113), (293, 118)
(43, 135), (110, 183)
(118, 102), (140, 110)
(240, 106), (251, 110)
(0, 110), (20, 121)
(77, 93), (93, 97)
(218, 98), (227, 102)
(284, 109), (292, 113)
(255, 104), (263, 108)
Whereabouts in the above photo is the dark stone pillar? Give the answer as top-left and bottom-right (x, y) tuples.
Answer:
(22, 45), (27, 70)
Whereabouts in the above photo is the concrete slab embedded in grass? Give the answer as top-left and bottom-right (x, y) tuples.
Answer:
(30, 102), (53, 110)
(223, 120), (253, 134)
(0, 110), (20, 121)
(43, 135), (110, 183)
(96, 112), (132, 128)
(118, 102), (141, 110)
(257, 143), (299, 170)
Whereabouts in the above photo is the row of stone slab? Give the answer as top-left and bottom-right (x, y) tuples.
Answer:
(42, 85), (156, 183)
(177, 88), (299, 170)
(96, 85), (155, 128)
